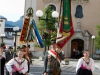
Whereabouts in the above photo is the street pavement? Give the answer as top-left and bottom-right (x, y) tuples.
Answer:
(4, 58), (100, 75)
(28, 59), (100, 75)
(29, 59), (76, 75)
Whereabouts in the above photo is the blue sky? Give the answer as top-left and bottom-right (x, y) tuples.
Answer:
(0, 0), (25, 22)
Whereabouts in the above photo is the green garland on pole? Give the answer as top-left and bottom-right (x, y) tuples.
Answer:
(26, 7), (34, 17)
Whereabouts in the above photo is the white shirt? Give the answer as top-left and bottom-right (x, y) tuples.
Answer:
(0, 51), (6, 58)
(2, 52), (6, 58)
(76, 58), (95, 72)
(6, 58), (28, 74)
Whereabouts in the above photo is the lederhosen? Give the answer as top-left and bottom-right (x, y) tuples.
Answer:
(47, 50), (61, 75)
(12, 58), (25, 75)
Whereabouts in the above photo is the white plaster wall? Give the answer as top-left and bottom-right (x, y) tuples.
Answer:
(0, 19), (5, 34)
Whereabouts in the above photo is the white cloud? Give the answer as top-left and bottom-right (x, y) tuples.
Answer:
(0, 0), (25, 22)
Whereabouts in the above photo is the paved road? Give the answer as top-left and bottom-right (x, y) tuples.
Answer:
(29, 65), (76, 75)
(61, 65), (76, 75)
(29, 65), (100, 75)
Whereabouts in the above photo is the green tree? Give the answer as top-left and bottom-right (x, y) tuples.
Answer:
(38, 6), (58, 47)
(95, 25), (100, 49)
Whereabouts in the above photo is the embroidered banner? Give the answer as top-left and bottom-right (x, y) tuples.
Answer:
(20, 18), (29, 42)
(56, 0), (74, 49)
(57, 16), (74, 49)
(62, 0), (71, 35)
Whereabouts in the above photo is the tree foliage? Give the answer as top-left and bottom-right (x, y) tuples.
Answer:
(95, 25), (100, 49)
(37, 6), (58, 46)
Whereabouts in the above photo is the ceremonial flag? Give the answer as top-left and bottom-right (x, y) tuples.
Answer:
(56, 0), (74, 49)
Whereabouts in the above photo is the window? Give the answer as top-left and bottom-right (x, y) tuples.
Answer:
(75, 5), (83, 18)
(49, 4), (56, 11)
(0, 20), (3, 22)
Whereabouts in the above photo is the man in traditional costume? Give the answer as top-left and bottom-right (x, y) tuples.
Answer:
(5, 46), (14, 75)
(43, 39), (64, 75)
(6, 50), (28, 75)
(24, 45), (33, 75)
(0, 43), (6, 75)
(0, 43), (6, 57)
(21, 45), (27, 52)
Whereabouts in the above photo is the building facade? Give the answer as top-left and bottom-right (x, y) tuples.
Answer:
(24, 0), (100, 58)
(0, 18), (21, 48)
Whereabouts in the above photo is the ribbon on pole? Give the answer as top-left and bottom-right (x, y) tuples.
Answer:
(32, 20), (43, 48)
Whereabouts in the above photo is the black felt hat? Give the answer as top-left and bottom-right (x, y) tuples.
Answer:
(8, 46), (13, 49)
(22, 45), (26, 49)
(17, 46), (20, 49)
(28, 45), (30, 48)
(0, 43), (5, 47)
(51, 39), (56, 44)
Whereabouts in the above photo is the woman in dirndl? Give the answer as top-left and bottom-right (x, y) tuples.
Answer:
(76, 50), (95, 75)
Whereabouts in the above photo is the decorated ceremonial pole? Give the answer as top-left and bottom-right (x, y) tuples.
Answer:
(36, 6), (59, 55)
(20, 6), (43, 48)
